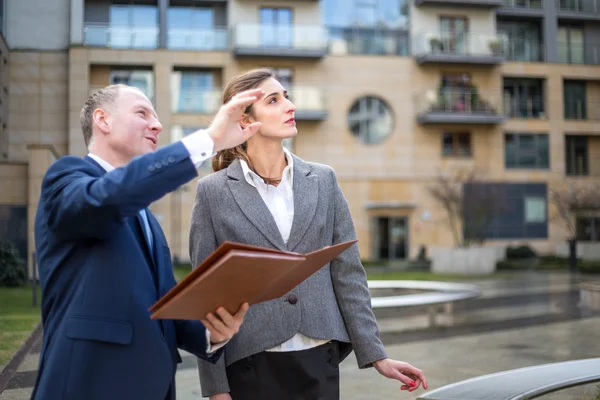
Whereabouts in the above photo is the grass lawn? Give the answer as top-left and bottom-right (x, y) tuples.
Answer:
(0, 286), (42, 369)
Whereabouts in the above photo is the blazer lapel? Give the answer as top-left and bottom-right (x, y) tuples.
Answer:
(226, 160), (288, 251)
(286, 156), (319, 252)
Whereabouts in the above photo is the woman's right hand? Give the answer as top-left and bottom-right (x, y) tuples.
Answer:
(210, 393), (232, 400)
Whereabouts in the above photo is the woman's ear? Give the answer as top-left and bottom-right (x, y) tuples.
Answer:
(240, 113), (254, 129)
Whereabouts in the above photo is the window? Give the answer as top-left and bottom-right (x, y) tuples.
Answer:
(564, 80), (587, 120)
(558, 26), (584, 64)
(322, 0), (409, 29)
(260, 8), (292, 47)
(524, 197), (546, 223)
(497, 20), (542, 62)
(440, 16), (469, 54)
(109, 4), (159, 49)
(505, 133), (549, 169)
(463, 183), (547, 239)
(272, 68), (293, 89)
(577, 217), (600, 241)
(167, 7), (226, 50)
(442, 132), (471, 157)
(171, 126), (211, 171)
(110, 70), (154, 102)
(503, 78), (545, 118)
(566, 135), (589, 176)
(347, 96), (394, 144)
(171, 70), (215, 113)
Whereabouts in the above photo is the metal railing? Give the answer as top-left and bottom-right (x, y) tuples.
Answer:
(504, 95), (545, 118)
(564, 98), (600, 120)
(503, 0), (543, 8)
(232, 23), (328, 51)
(414, 32), (507, 57)
(328, 27), (409, 56)
(415, 88), (502, 115)
(172, 86), (326, 114)
(557, 42), (600, 65)
(557, 0), (600, 12)
(502, 37), (543, 61)
(167, 27), (228, 51)
(83, 23), (159, 49)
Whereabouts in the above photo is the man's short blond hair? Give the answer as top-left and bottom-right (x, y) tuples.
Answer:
(79, 84), (135, 147)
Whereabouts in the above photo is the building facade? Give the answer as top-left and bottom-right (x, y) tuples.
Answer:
(1, 0), (600, 270)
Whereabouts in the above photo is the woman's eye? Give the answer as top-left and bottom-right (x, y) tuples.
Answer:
(269, 98), (277, 104)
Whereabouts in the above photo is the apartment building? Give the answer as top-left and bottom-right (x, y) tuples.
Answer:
(1, 0), (600, 270)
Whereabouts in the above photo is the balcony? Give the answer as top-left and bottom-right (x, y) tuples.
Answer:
(415, 0), (503, 6)
(288, 87), (327, 120)
(497, 0), (544, 15)
(167, 28), (228, 51)
(83, 23), (159, 49)
(504, 95), (546, 119)
(328, 27), (409, 56)
(564, 98), (600, 121)
(414, 32), (506, 65)
(502, 37), (543, 62)
(557, 0), (600, 19)
(232, 23), (328, 58)
(416, 89), (506, 125)
(558, 42), (600, 65)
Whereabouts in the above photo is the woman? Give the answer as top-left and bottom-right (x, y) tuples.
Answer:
(189, 68), (427, 400)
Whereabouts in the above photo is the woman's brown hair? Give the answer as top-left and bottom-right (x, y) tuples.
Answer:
(212, 68), (275, 173)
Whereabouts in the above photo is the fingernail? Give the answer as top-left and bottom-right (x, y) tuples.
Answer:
(409, 381), (416, 387)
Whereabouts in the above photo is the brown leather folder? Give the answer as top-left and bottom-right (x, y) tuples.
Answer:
(149, 240), (357, 320)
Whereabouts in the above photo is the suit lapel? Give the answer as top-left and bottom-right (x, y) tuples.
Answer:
(286, 156), (318, 252)
(226, 160), (288, 251)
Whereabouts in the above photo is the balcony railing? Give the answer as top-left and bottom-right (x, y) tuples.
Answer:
(414, 32), (506, 64)
(232, 23), (328, 57)
(173, 89), (221, 114)
(557, 0), (600, 12)
(564, 98), (600, 120)
(503, 0), (543, 8)
(328, 27), (409, 56)
(83, 23), (159, 49)
(171, 86), (327, 120)
(167, 28), (228, 51)
(502, 37), (543, 61)
(416, 88), (506, 124)
(557, 42), (600, 65)
(504, 95), (545, 118)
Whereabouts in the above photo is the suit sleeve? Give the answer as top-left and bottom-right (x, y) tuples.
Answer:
(189, 179), (231, 397)
(42, 142), (198, 240)
(327, 168), (388, 368)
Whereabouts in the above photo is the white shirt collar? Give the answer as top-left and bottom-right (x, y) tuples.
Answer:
(87, 153), (115, 172)
(240, 147), (294, 188)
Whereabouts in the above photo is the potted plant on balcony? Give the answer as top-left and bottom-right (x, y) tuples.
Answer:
(488, 39), (502, 56)
(426, 168), (506, 275)
(429, 36), (442, 53)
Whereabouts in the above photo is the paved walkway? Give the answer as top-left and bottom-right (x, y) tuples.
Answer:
(2, 272), (599, 399)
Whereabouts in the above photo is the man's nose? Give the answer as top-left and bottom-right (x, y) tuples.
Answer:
(150, 118), (162, 134)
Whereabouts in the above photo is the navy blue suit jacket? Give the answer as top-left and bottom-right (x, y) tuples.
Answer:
(32, 142), (220, 400)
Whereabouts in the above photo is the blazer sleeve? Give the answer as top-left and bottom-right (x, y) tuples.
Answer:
(189, 178), (231, 396)
(42, 142), (197, 240)
(327, 168), (388, 368)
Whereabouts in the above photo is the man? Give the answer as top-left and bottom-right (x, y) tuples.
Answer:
(31, 84), (264, 400)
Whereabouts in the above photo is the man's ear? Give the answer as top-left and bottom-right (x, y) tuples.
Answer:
(92, 108), (110, 135)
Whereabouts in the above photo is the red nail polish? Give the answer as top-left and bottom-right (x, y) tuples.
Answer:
(409, 381), (416, 387)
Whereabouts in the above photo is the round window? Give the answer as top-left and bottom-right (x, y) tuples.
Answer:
(347, 96), (394, 144)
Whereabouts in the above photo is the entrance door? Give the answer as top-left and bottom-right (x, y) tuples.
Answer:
(375, 217), (408, 260)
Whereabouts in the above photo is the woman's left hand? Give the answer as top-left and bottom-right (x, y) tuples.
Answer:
(373, 358), (428, 392)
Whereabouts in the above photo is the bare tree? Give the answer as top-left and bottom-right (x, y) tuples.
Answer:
(427, 168), (505, 248)
(549, 183), (600, 240)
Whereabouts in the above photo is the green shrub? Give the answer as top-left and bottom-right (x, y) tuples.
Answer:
(0, 240), (27, 287)
(579, 259), (600, 274)
(506, 245), (537, 259)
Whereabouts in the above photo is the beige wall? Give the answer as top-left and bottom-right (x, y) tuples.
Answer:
(9, 51), (69, 162)
(0, 163), (27, 204)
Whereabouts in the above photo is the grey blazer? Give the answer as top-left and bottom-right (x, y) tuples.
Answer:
(189, 155), (387, 397)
